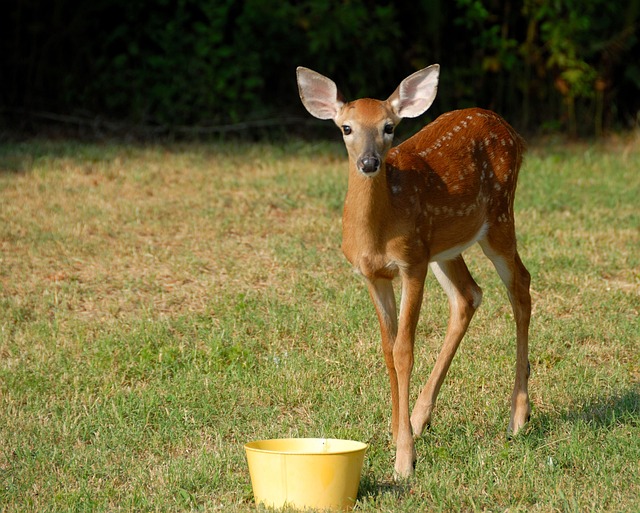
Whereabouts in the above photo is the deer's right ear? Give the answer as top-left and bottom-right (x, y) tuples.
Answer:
(388, 64), (440, 119)
(296, 67), (345, 120)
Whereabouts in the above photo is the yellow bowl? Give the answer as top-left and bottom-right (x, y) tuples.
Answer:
(244, 438), (368, 511)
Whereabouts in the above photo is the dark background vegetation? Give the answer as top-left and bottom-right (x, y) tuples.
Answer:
(2, 0), (639, 138)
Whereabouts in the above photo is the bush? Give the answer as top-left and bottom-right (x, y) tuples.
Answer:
(2, 0), (638, 135)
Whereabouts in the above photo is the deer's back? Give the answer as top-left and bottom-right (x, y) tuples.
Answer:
(387, 108), (525, 212)
(383, 108), (526, 260)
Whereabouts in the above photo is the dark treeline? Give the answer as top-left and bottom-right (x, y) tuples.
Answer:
(2, 0), (639, 137)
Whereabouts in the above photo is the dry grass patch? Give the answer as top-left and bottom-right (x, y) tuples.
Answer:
(0, 142), (345, 322)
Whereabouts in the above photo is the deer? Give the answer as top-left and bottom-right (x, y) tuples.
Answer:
(296, 64), (532, 478)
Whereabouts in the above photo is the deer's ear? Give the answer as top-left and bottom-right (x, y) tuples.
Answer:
(296, 67), (345, 120)
(388, 64), (440, 119)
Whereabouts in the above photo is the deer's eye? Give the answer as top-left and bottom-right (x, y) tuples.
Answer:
(342, 125), (352, 136)
(384, 123), (395, 135)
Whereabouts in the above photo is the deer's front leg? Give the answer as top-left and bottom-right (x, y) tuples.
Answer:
(366, 279), (399, 440)
(393, 263), (428, 478)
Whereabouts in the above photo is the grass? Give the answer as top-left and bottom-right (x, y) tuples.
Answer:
(0, 135), (638, 512)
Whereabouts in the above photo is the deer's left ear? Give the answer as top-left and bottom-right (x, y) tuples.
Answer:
(297, 67), (345, 120)
(388, 64), (440, 119)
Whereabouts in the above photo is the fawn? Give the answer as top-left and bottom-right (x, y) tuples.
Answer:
(296, 64), (531, 478)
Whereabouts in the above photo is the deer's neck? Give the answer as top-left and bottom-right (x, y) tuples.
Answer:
(341, 163), (395, 275)
(344, 163), (391, 228)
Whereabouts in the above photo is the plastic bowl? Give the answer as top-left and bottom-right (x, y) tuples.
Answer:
(244, 438), (368, 511)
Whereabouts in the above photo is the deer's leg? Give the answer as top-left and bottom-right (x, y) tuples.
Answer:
(480, 239), (532, 435)
(411, 256), (483, 437)
(366, 278), (399, 440)
(393, 263), (429, 478)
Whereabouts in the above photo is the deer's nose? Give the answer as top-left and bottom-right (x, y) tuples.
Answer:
(357, 154), (381, 175)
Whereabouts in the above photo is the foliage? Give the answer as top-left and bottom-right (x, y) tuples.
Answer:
(1, 0), (639, 135)
(524, 0), (640, 135)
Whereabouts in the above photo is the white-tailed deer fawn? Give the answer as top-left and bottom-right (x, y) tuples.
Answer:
(296, 65), (531, 478)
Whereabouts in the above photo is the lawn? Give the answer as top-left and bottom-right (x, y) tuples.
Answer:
(0, 136), (638, 512)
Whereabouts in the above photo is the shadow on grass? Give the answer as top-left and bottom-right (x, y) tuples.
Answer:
(355, 386), (639, 505)
(358, 471), (410, 503)
(0, 141), (87, 174)
(525, 385), (639, 444)
(0, 140), (130, 174)
(567, 386), (639, 426)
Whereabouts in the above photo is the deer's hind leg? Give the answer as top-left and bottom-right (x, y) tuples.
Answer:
(411, 256), (483, 437)
(479, 236), (532, 435)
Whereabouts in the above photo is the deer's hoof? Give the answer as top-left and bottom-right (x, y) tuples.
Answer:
(394, 445), (417, 480)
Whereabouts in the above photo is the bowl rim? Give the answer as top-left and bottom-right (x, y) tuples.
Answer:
(244, 437), (369, 456)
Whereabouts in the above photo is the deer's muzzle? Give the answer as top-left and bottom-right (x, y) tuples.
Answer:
(357, 154), (381, 175)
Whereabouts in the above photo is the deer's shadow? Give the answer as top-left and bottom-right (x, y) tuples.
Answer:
(357, 385), (639, 502)
(525, 385), (639, 443)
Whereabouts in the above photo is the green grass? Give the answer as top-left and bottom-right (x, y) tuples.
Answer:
(0, 136), (638, 512)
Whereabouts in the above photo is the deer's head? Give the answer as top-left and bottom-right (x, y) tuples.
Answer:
(296, 65), (440, 177)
